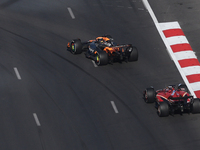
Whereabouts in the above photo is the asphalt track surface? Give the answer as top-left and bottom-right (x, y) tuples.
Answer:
(0, 0), (200, 150)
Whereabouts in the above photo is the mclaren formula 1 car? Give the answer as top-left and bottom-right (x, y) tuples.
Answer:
(67, 35), (138, 66)
(144, 84), (200, 117)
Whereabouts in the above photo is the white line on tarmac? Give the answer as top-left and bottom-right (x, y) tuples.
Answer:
(67, 7), (75, 19)
(142, 0), (158, 23)
(92, 60), (98, 67)
(33, 113), (41, 126)
(14, 67), (21, 80)
(111, 101), (119, 113)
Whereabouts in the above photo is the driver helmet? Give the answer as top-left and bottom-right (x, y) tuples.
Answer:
(166, 85), (175, 93)
(96, 37), (104, 43)
(103, 40), (112, 47)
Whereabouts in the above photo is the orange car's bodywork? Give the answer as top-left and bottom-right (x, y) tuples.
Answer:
(89, 37), (111, 43)
(103, 45), (128, 54)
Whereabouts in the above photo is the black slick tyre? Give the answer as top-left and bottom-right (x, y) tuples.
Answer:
(70, 39), (82, 54)
(192, 98), (200, 113)
(95, 51), (108, 66)
(158, 102), (169, 117)
(144, 88), (155, 103)
(128, 46), (138, 62)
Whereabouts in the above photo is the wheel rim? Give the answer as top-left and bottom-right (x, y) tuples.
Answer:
(144, 91), (148, 102)
(96, 54), (100, 65)
(145, 91), (148, 99)
(71, 43), (75, 53)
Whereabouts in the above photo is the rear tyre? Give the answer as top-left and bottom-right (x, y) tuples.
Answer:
(95, 51), (108, 66)
(70, 39), (82, 54)
(128, 46), (138, 61)
(192, 98), (200, 113)
(158, 102), (169, 117)
(144, 87), (155, 103)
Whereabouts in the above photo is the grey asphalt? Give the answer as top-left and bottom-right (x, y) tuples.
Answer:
(0, 0), (200, 149)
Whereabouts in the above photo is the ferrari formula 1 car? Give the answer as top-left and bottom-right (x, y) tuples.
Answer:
(144, 84), (200, 117)
(67, 35), (138, 66)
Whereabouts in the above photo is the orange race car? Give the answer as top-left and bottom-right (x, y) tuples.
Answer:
(67, 35), (138, 66)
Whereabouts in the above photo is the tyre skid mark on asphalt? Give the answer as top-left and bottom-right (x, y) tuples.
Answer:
(1, 24), (156, 145)
(50, 51), (159, 143)
(1, 26), (87, 147)
(30, 70), (88, 149)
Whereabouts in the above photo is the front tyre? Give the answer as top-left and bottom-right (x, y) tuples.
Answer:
(70, 39), (82, 54)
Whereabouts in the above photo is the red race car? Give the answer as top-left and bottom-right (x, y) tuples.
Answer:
(144, 84), (200, 117)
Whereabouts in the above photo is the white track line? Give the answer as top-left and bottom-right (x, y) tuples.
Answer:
(111, 101), (119, 113)
(67, 7), (75, 19)
(159, 22), (180, 30)
(142, 0), (158, 23)
(174, 51), (197, 61)
(166, 36), (188, 45)
(33, 113), (41, 126)
(182, 66), (200, 76)
(92, 60), (98, 67)
(14, 67), (21, 80)
(190, 82), (200, 91)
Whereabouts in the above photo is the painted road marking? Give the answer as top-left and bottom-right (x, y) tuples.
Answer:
(67, 7), (75, 19)
(160, 23), (200, 98)
(182, 66), (200, 76)
(174, 51), (197, 61)
(142, 0), (200, 98)
(33, 113), (41, 126)
(158, 22), (180, 30)
(142, 0), (158, 23)
(111, 101), (119, 113)
(170, 44), (192, 53)
(92, 60), (98, 67)
(14, 67), (21, 80)
(163, 29), (184, 37)
(138, 8), (144, 10)
(178, 59), (199, 68)
(190, 82), (200, 91)
(166, 36), (188, 46)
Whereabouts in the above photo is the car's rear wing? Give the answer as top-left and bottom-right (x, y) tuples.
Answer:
(170, 96), (193, 100)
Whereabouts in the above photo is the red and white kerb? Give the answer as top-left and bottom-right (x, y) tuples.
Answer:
(159, 22), (200, 98)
